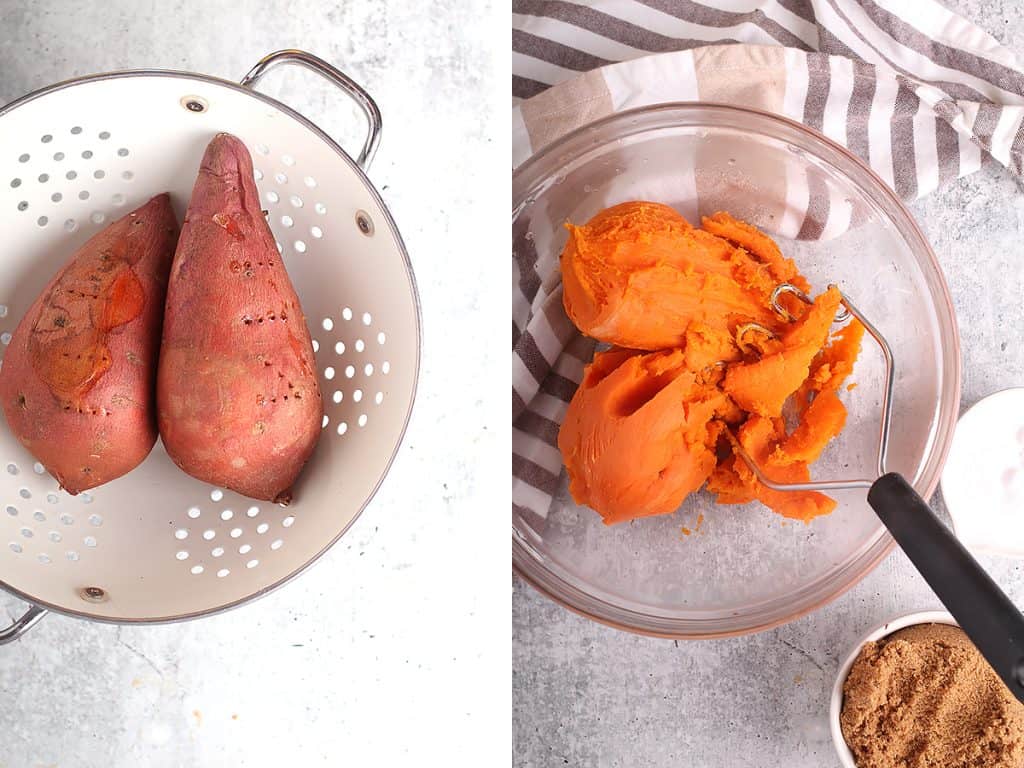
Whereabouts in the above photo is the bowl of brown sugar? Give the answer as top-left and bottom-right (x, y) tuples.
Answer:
(830, 610), (1024, 768)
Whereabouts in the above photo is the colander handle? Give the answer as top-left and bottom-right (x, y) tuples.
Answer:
(0, 602), (46, 646)
(240, 49), (382, 170)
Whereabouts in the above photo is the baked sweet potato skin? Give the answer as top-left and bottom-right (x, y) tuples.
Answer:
(0, 194), (178, 493)
(157, 133), (322, 503)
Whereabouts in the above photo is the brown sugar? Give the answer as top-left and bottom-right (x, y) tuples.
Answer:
(840, 623), (1024, 768)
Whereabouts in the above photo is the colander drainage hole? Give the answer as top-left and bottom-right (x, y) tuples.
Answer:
(33, 510), (45, 522)
(282, 516), (294, 528)
(239, 543), (252, 555)
(217, 568), (230, 578)
(5, 506), (15, 516)
(342, 307), (353, 321)
(88, 514), (102, 526)
(294, 240), (306, 253)
(9, 178), (21, 188)
(84, 536), (96, 548)
(336, 422), (348, 436)
(176, 550), (188, 560)
(48, 531), (61, 543)
(9, 542), (21, 553)
(334, 341), (345, 355)
(187, 506), (201, 519)
(246, 506), (259, 518)
(51, 193), (62, 203)
(18, 487), (30, 499)
(271, 539), (283, 550)
(38, 216), (49, 228)
(17, 154), (28, 163)
(47, 493), (59, 504)
(304, 176), (317, 188)
(311, 226), (323, 239)
(191, 565), (203, 575)
(382, 361), (391, 375)
(377, 332), (386, 345)
(6, 463), (17, 475)
(37, 554), (50, 564)
(358, 414), (368, 428)
(282, 154), (294, 167)
(355, 340), (365, 353)
(203, 530), (215, 541)
(175, 529), (188, 540)
(365, 364), (374, 376)
(212, 547), (224, 557)
(66, 551), (79, 561)
(256, 523), (269, 534)
(362, 312), (372, 326)
(246, 559), (258, 569)
(321, 414), (329, 429)
(274, 172), (287, 184)
(59, 513), (73, 525)
(210, 489), (223, 502)
(332, 390), (342, 404)
(221, 509), (233, 521)
(321, 318), (333, 332)
(70, 126), (82, 135)
(289, 195), (302, 208)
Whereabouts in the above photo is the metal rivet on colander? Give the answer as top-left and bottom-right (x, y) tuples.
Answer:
(79, 586), (108, 603)
(181, 96), (208, 113)
(355, 210), (374, 237)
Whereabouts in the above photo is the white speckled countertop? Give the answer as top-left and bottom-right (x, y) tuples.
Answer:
(513, 1), (1024, 766)
(0, 1), (505, 765)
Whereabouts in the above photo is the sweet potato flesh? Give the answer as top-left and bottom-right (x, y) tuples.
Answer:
(557, 202), (863, 525)
(0, 194), (178, 492)
(157, 134), (322, 503)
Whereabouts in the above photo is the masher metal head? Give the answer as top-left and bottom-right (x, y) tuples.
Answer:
(730, 283), (894, 491)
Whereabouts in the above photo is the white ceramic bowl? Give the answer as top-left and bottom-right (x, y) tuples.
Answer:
(830, 610), (956, 767)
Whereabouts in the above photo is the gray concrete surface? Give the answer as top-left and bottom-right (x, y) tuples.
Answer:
(0, 1), (505, 765)
(512, 2), (1024, 766)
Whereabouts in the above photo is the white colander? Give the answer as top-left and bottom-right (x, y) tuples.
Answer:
(0, 50), (420, 641)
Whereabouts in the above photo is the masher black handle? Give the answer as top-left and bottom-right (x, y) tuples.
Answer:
(868, 472), (1024, 702)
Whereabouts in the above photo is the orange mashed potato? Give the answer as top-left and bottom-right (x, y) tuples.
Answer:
(557, 201), (863, 525)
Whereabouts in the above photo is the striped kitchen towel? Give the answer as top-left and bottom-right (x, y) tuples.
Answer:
(512, 0), (1024, 525)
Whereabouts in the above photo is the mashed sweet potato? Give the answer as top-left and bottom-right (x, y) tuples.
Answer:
(558, 201), (862, 525)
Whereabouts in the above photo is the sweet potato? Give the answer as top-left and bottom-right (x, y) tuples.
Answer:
(560, 201), (783, 350)
(558, 348), (725, 525)
(157, 134), (322, 503)
(0, 194), (178, 493)
(722, 286), (842, 417)
(707, 415), (836, 522)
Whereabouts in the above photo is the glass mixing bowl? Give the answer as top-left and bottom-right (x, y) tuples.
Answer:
(512, 103), (961, 637)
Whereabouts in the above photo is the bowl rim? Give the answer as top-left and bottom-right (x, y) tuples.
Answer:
(512, 100), (963, 638)
(829, 610), (956, 767)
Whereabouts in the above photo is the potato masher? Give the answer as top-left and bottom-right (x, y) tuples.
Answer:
(734, 284), (1024, 703)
